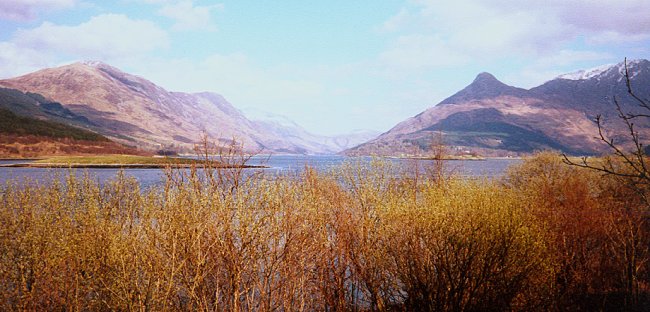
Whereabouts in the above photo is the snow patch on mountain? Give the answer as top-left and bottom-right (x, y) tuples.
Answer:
(243, 108), (380, 154)
(556, 63), (615, 80)
(80, 60), (105, 67)
(556, 59), (646, 81)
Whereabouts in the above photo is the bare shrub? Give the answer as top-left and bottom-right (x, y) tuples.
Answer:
(506, 152), (650, 311)
(2, 150), (647, 310)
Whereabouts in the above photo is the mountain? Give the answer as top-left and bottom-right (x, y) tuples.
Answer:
(0, 87), (149, 156)
(0, 107), (106, 142)
(347, 59), (650, 156)
(0, 61), (328, 154)
(326, 129), (381, 152)
(246, 109), (380, 154)
(0, 87), (95, 128)
(439, 72), (529, 105)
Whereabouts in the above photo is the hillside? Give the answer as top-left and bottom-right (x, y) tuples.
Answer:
(0, 108), (143, 157)
(347, 59), (650, 156)
(0, 62), (366, 154)
(0, 108), (106, 141)
(0, 87), (96, 127)
(0, 87), (146, 157)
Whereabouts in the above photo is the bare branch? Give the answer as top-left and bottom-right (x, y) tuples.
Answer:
(624, 58), (650, 112)
(563, 58), (650, 190)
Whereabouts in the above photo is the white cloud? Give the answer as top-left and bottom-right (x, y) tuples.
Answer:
(0, 42), (52, 78)
(379, 34), (468, 70)
(378, 0), (650, 76)
(157, 0), (223, 31)
(587, 31), (650, 45)
(13, 14), (169, 59)
(415, 0), (650, 39)
(380, 8), (410, 33)
(533, 50), (614, 69)
(128, 53), (324, 104)
(502, 50), (614, 88)
(407, 0), (573, 56)
(0, 0), (76, 21)
(523, 0), (650, 36)
(0, 14), (169, 77)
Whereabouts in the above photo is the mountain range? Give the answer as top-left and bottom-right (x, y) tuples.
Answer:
(0, 61), (371, 154)
(1, 59), (649, 156)
(347, 59), (650, 156)
(248, 110), (379, 154)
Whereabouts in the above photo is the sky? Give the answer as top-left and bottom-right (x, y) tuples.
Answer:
(0, 0), (649, 136)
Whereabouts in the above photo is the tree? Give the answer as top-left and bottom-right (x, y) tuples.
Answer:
(562, 58), (650, 310)
(563, 58), (650, 203)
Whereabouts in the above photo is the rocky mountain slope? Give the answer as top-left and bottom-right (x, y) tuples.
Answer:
(347, 59), (650, 156)
(0, 61), (358, 154)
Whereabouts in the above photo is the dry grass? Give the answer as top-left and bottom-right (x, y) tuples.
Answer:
(33, 155), (203, 165)
(3, 155), (263, 169)
(0, 153), (648, 311)
(0, 134), (145, 158)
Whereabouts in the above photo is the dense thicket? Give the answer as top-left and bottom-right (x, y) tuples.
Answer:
(0, 154), (648, 311)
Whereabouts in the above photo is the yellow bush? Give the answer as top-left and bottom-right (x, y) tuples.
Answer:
(0, 155), (647, 311)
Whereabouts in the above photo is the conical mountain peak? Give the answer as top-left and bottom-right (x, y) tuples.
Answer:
(473, 72), (499, 82)
(470, 72), (510, 89)
(439, 72), (527, 105)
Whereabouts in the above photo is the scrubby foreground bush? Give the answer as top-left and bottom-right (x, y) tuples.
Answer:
(0, 154), (648, 311)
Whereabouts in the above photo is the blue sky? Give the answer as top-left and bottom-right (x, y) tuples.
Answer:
(0, 0), (649, 136)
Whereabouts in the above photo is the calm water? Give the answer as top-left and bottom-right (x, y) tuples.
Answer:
(0, 156), (521, 188)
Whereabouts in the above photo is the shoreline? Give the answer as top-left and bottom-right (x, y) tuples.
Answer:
(383, 156), (488, 161)
(0, 158), (43, 161)
(0, 163), (267, 169)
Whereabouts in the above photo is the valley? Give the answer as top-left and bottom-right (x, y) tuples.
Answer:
(0, 62), (377, 156)
(4, 60), (648, 158)
(1, 2), (649, 310)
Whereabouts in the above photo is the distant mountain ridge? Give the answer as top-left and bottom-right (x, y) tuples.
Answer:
(247, 109), (380, 154)
(554, 59), (647, 81)
(347, 59), (650, 156)
(0, 61), (372, 154)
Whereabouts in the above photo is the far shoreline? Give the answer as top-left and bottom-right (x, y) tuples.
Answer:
(0, 155), (267, 169)
(0, 163), (267, 169)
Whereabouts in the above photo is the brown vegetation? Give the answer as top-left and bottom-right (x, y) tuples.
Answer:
(0, 153), (648, 311)
(505, 153), (649, 310)
(0, 134), (147, 158)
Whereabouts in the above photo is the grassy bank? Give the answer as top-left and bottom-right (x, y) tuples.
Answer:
(0, 154), (266, 168)
(0, 134), (145, 158)
(385, 155), (487, 160)
(0, 153), (648, 311)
